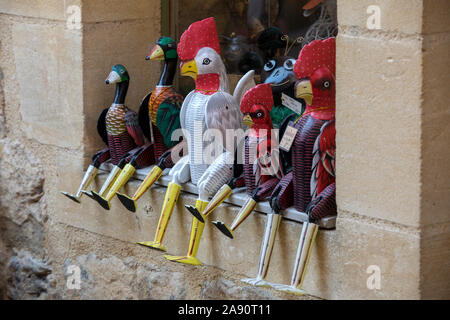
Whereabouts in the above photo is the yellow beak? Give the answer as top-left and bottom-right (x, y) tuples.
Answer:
(243, 114), (253, 128)
(295, 79), (313, 106)
(147, 45), (164, 61)
(180, 59), (198, 80)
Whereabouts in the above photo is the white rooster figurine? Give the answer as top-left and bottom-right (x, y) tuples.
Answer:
(138, 17), (255, 265)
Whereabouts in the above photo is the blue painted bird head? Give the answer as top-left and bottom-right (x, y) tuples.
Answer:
(260, 56), (297, 94)
(105, 64), (129, 84)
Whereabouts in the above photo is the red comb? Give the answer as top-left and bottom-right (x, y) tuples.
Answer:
(177, 17), (221, 61)
(294, 38), (336, 80)
(240, 83), (274, 114)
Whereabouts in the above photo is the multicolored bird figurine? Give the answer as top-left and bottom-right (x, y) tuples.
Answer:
(61, 64), (146, 203)
(187, 84), (284, 239)
(81, 65), (155, 210)
(115, 37), (184, 212)
(138, 17), (255, 266)
(261, 54), (303, 128)
(242, 38), (337, 294)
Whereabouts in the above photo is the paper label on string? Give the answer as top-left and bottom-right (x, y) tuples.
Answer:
(279, 122), (298, 152)
(281, 93), (304, 114)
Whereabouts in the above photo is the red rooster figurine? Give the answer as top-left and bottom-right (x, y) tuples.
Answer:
(194, 83), (283, 239)
(138, 18), (253, 266)
(242, 38), (336, 295)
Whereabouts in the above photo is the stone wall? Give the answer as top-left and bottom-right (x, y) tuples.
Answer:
(0, 0), (449, 300)
(0, 0), (312, 300)
(336, 0), (450, 299)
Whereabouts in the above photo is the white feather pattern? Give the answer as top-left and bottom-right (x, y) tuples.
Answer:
(233, 70), (256, 105)
(184, 93), (211, 184)
(179, 90), (196, 130)
(205, 92), (243, 153)
(197, 151), (234, 200)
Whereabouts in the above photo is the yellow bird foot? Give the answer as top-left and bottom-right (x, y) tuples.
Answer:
(212, 221), (234, 239)
(117, 193), (137, 212)
(164, 255), (202, 266)
(137, 241), (167, 252)
(61, 192), (81, 204)
(91, 191), (111, 210)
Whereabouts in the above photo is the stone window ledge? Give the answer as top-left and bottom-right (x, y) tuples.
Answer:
(99, 163), (336, 229)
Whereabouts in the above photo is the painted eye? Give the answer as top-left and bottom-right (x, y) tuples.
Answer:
(283, 59), (296, 70)
(264, 60), (276, 72)
(323, 81), (331, 88)
(202, 58), (211, 65)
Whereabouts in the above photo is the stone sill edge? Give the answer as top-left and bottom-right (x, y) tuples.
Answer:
(99, 163), (336, 229)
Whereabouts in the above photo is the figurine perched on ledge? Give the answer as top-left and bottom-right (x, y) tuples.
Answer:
(81, 65), (154, 210)
(116, 37), (184, 212)
(260, 33), (304, 128)
(243, 38), (336, 294)
(184, 47), (303, 234)
(138, 17), (255, 266)
(61, 64), (147, 203)
(187, 84), (284, 239)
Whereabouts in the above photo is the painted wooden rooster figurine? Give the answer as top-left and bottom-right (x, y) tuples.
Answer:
(243, 38), (336, 294)
(61, 64), (145, 203)
(115, 37), (184, 212)
(138, 17), (254, 266)
(188, 84), (283, 239)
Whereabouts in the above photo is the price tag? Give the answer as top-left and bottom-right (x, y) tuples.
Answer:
(279, 122), (298, 152)
(281, 93), (304, 115)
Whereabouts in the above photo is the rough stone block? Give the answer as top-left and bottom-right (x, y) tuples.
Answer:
(0, 138), (47, 225)
(338, 0), (423, 35)
(421, 33), (450, 226)
(336, 33), (423, 227)
(1, 0), (81, 21)
(423, 0), (450, 34)
(81, 0), (160, 23)
(335, 212), (421, 299)
(11, 21), (84, 149)
(420, 223), (450, 299)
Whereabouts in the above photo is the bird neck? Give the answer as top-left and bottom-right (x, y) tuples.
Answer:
(158, 59), (177, 86)
(113, 81), (129, 105)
